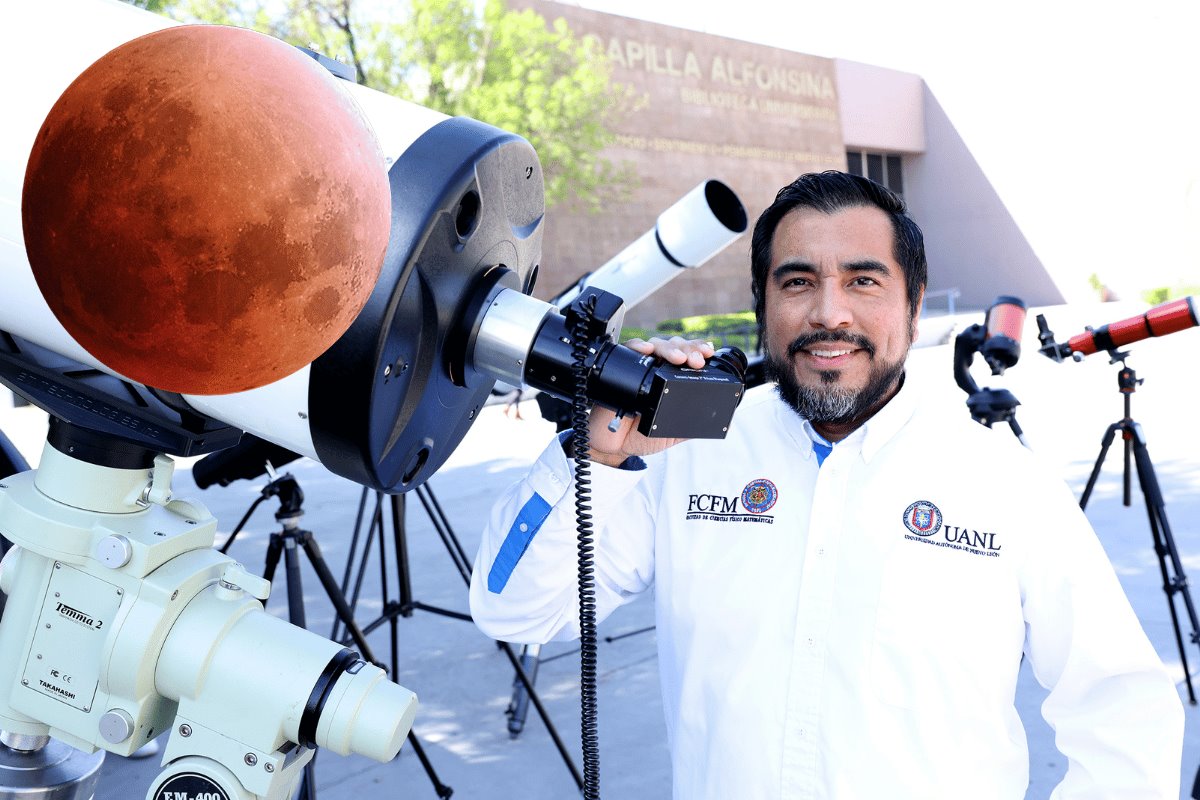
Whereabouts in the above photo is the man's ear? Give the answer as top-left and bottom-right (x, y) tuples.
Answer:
(910, 288), (926, 343)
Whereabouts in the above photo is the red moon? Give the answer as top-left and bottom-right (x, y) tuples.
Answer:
(22, 24), (391, 395)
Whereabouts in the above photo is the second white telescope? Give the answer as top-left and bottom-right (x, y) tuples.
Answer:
(551, 180), (747, 311)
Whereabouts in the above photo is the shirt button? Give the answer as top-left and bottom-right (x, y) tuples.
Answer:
(807, 638), (814, 646)
(519, 523), (529, 532)
(817, 547), (825, 556)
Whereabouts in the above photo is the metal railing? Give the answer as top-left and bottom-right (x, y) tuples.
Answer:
(921, 288), (961, 317)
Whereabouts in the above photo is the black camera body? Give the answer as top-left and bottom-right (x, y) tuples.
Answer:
(525, 288), (746, 440)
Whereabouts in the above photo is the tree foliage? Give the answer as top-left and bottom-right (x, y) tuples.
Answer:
(124, 0), (174, 10)
(128, 0), (633, 209)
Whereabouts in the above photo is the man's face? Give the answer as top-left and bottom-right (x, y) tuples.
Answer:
(762, 205), (921, 434)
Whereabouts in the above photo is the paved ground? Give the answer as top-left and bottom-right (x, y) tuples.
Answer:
(0, 300), (1197, 799)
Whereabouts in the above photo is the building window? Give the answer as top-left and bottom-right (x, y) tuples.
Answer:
(846, 151), (903, 196)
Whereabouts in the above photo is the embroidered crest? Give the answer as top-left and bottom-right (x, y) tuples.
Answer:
(741, 479), (778, 514)
(902, 500), (942, 536)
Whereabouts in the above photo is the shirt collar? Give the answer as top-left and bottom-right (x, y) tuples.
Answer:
(779, 372), (918, 463)
(858, 372), (918, 462)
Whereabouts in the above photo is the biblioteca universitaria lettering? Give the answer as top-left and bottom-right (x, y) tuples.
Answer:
(585, 34), (837, 101)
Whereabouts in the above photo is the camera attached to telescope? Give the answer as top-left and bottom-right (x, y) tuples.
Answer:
(523, 288), (745, 439)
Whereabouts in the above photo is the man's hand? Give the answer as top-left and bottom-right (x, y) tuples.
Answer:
(583, 337), (715, 467)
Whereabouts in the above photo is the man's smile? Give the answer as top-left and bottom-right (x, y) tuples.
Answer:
(788, 332), (875, 368)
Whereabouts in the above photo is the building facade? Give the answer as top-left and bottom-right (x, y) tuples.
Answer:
(517, 0), (1064, 327)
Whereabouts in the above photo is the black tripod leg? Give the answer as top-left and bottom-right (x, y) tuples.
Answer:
(390, 494), (414, 613)
(331, 487), (373, 641)
(1146, 497), (1196, 704)
(498, 641), (584, 790)
(277, 533), (317, 799)
(262, 533), (284, 600)
(1123, 427), (1134, 506)
(1131, 430), (1200, 703)
(1079, 422), (1121, 510)
(337, 495), (385, 644)
(405, 731), (453, 798)
(298, 529), (454, 798)
(283, 536), (308, 631)
(416, 486), (473, 580)
(413, 485), (582, 789)
(297, 751), (317, 800)
(1005, 414), (1028, 448)
(262, 534), (285, 609)
(299, 532), (380, 666)
(506, 643), (541, 737)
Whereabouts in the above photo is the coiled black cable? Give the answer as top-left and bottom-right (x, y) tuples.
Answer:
(570, 294), (601, 799)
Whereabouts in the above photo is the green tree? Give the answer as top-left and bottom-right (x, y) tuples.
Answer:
(124, 0), (175, 10)
(134, 0), (633, 210)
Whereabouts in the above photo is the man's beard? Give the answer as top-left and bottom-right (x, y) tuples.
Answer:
(764, 330), (906, 426)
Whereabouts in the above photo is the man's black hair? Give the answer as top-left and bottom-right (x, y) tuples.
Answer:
(750, 170), (927, 343)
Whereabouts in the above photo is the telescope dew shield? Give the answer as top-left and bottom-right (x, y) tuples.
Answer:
(1066, 296), (1199, 357)
(980, 296), (1027, 374)
(984, 296), (1027, 342)
(552, 180), (747, 310)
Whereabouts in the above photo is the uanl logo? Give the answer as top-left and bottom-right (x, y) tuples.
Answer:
(685, 479), (777, 525)
(901, 499), (1002, 558)
(56, 601), (104, 630)
(902, 500), (942, 536)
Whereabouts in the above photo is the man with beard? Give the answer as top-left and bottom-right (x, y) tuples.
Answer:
(470, 171), (1182, 799)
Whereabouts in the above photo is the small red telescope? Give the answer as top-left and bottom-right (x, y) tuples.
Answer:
(1037, 297), (1198, 362)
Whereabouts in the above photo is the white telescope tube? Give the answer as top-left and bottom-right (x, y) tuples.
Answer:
(552, 179), (747, 310)
(0, 0), (446, 461)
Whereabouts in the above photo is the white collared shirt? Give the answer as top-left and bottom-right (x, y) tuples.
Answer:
(470, 379), (1183, 799)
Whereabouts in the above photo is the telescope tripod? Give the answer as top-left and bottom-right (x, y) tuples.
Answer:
(336, 484), (584, 791)
(222, 474), (454, 799)
(1078, 359), (1200, 704)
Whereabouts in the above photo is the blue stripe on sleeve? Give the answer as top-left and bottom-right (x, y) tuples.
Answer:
(488, 493), (553, 593)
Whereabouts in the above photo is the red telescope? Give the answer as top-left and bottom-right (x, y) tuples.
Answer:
(980, 296), (1027, 373)
(1037, 296), (1198, 361)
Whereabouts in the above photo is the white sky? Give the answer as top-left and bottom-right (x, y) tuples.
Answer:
(570, 0), (1200, 300)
